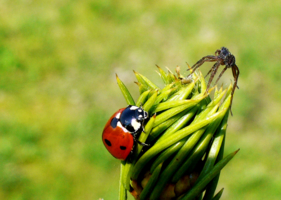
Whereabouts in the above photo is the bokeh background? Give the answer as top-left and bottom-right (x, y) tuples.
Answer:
(0, 0), (280, 199)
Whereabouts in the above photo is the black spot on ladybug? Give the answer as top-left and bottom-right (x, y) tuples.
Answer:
(110, 117), (118, 128)
(104, 139), (112, 147)
(120, 146), (127, 150)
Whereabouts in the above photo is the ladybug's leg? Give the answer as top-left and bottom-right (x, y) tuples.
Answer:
(132, 134), (150, 146)
(137, 140), (150, 146)
(141, 122), (147, 133)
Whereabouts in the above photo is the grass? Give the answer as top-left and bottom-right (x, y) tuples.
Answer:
(0, 0), (281, 199)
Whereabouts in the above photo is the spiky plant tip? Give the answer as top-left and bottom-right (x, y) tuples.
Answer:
(116, 65), (239, 200)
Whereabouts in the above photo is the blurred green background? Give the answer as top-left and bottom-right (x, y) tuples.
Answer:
(0, 0), (280, 199)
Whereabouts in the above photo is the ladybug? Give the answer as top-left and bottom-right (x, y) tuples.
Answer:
(102, 105), (149, 160)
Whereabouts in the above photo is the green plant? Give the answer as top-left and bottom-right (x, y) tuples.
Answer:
(116, 65), (239, 200)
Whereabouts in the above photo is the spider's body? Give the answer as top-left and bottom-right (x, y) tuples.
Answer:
(217, 47), (235, 67)
(189, 47), (239, 115)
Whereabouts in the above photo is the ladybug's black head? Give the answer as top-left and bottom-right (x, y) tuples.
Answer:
(120, 105), (149, 134)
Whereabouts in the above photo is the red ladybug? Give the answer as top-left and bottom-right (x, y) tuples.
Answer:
(102, 105), (149, 160)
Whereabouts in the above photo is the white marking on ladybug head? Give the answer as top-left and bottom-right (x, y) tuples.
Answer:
(139, 115), (143, 118)
(115, 112), (121, 119)
(130, 106), (139, 110)
(117, 121), (129, 133)
(144, 111), (148, 119)
(131, 118), (141, 132)
(138, 109), (142, 112)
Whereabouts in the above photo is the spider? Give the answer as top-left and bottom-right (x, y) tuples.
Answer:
(189, 47), (239, 115)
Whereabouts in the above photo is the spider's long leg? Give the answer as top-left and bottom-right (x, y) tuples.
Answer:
(215, 49), (221, 56)
(229, 65), (240, 115)
(206, 62), (221, 92)
(231, 65), (239, 96)
(214, 66), (228, 84)
(188, 56), (217, 76)
(205, 68), (212, 78)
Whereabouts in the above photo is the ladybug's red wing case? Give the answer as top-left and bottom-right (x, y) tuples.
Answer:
(102, 108), (134, 160)
(102, 126), (134, 160)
